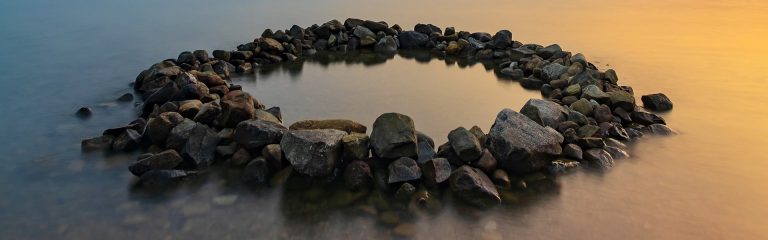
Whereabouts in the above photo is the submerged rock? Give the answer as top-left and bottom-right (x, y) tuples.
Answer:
(487, 108), (564, 173)
(449, 165), (501, 208)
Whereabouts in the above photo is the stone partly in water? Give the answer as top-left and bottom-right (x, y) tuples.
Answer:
(641, 93), (674, 111)
(388, 157), (422, 184)
(487, 108), (564, 173)
(242, 157), (269, 184)
(180, 122), (220, 168)
(449, 165), (501, 208)
(398, 31), (429, 49)
(81, 135), (114, 152)
(584, 148), (615, 169)
(370, 113), (418, 159)
(128, 149), (183, 176)
(289, 119), (367, 133)
(280, 129), (347, 177)
(234, 119), (288, 151)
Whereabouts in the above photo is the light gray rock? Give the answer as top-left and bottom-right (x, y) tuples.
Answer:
(487, 109), (564, 173)
(280, 129), (347, 177)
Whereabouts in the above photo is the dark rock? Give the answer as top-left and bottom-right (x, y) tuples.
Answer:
(280, 129), (347, 177)
(146, 112), (185, 146)
(180, 123), (220, 168)
(212, 50), (230, 61)
(567, 109), (589, 125)
(112, 129), (142, 151)
(608, 90), (636, 111)
(229, 148), (251, 167)
(178, 100), (202, 119)
(487, 109), (564, 173)
(437, 142), (463, 166)
(641, 93), (673, 111)
(583, 148), (615, 169)
(388, 157), (422, 183)
(536, 44), (562, 59)
(581, 85), (610, 103)
(234, 119), (288, 151)
(570, 98), (594, 116)
(266, 107), (282, 122)
(541, 63), (568, 81)
(193, 101), (221, 125)
(395, 182), (416, 201)
(520, 78), (545, 89)
(548, 159), (581, 174)
(491, 169), (511, 189)
(344, 18), (364, 29)
(444, 27), (456, 36)
(260, 38), (284, 53)
(557, 121), (580, 133)
(193, 50), (209, 63)
(242, 157), (269, 184)
(421, 157), (452, 187)
(577, 125), (600, 138)
(449, 165), (501, 208)
(135, 170), (188, 188)
(631, 111), (666, 125)
(605, 146), (630, 160)
(593, 104), (613, 123)
(370, 113), (418, 159)
(129, 149), (183, 176)
(448, 127), (483, 163)
(490, 30), (512, 49)
(645, 124), (677, 135)
(576, 137), (606, 149)
(398, 31), (429, 49)
(414, 23), (441, 35)
(219, 90), (258, 128)
(473, 149), (498, 174)
(289, 119), (366, 133)
(117, 93), (134, 102)
(342, 133), (370, 161)
(81, 135), (114, 152)
(374, 36), (398, 54)
(563, 143), (583, 160)
(261, 144), (283, 170)
(519, 99), (567, 129)
(344, 160), (372, 191)
(608, 124), (630, 141)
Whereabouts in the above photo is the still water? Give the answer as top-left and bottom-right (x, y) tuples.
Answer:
(1, 0), (767, 239)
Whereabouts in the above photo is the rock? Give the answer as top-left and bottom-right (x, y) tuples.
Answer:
(421, 157), (452, 187)
(449, 165), (501, 208)
(193, 101), (221, 125)
(570, 98), (594, 116)
(341, 133), (370, 161)
(641, 93), (673, 111)
(254, 109), (281, 124)
(75, 107), (92, 118)
(81, 135), (114, 152)
(645, 124), (677, 135)
(146, 112), (185, 146)
(490, 30), (512, 49)
(180, 123), (220, 168)
(548, 159), (581, 174)
(398, 31), (429, 49)
(520, 78), (545, 89)
(388, 157), (422, 183)
(608, 90), (636, 111)
(112, 129), (142, 151)
(395, 182), (416, 201)
(193, 50), (209, 63)
(437, 142), (463, 166)
(576, 137), (606, 149)
(564, 84), (581, 96)
(632, 111), (666, 125)
(219, 90), (258, 128)
(135, 170), (188, 188)
(178, 100), (203, 119)
(567, 109), (589, 125)
(261, 144), (283, 170)
(117, 93), (134, 102)
(536, 44), (562, 59)
(289, 119), (366, 133)
(491, 169), (511, 189)
(487, 109), (564, 173)
(473, 149), (498, 174)
(212, 50), (230, 61)
(415, 23), (442, 35)
(448, 127), (483, 163)
(605, 146), (630, 159)
(165, 119), (197, 151)
(416, 131), (436, 164)
(374, 36), (398, 54)
(363, 20), (389, 32)
(469, 126), (487, 146)
(581, 85), (610, 103)
(128, 149), (183, 176)
(229, 148), (251, 167)
(577, 125), (600, 138)
(541, 63), (568, 81)
(563, 143), (583, 160)
(557, 121), (579, 133)
(260, 38), (284, 53)
(280, 129), (347, 177)
(344, 160), (372, 190)
(370, 113), (418, 159)
(584, 148), (615, 169)
(234, 119), (288, 151)
(593, 104), (613, 123)
(519, 99), (567, 129)
(353, 26), (376, 41)
(266, 107), (282, 122)
(242, 157), (269, 184)
(608, 124), (630, 141)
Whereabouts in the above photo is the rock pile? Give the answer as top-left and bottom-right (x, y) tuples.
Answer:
(81, 18), (675, 208)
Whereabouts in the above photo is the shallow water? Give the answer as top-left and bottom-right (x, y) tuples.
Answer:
(1, 0), (768, 239)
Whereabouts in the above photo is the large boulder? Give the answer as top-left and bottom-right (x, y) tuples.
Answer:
(370, 113), (418, 159)
(487, 109), (564, 173)
(398, 31), (429, 49)
(234, 119), (288, 151)
(448, 127), (483, 163)
(519, 99), (567, 129)
(218, 90), (259, 128)
(289, 119), (367, 133)
(641, 93), (673, 111)
(449, 165), (501, 208)
(388, 157), (422, 183)
(280, 129), (347, 177)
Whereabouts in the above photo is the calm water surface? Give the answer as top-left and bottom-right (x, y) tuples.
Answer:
(1, 0), (767, 239)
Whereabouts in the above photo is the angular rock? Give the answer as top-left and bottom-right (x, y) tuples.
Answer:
(541, 63), (568, 81)
(421, 157), (452, 187)
(370, 113), (418, 159)
(605, 146), (630, 160)
(593, 104), (613, 123)
(374, 36), (398, 54)
(398, 31), (429, 49)
(289, 119), (366, 133)
(181, 123), (220, 168)
(342, 133), (370, 161)
(448, 127), (483, 163)
(563, 143), (583, 160)
(135, 170), (188, 188)
(473, 149), (498, 174)
(344, 160), (372, 191)
(234, 119), (288, 151)
(570, 98), (594, 116)
(193, 101), (221, 125)
(519, 99), (568, 129)
(112, 129), (142, 151)
(641, 93), (673, 111)
(219, 90), (258, 128)
(487, 109), (564, 173)
(608, 90), (636, 111)
(388, 157), (422, 183)
(632, 111), (666, 125)
(449, 165), (501, 208)
(129, 149), (183, 176)
(280, 129), (347, 177)
(581, 85), (610, 103)
(584, 148), (615, 169)
(645, 124), (677, 135)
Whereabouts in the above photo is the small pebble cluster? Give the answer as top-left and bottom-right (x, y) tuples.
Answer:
(81, 18), (675, 212)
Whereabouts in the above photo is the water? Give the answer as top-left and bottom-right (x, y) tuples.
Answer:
(1, 0), (767, 239)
